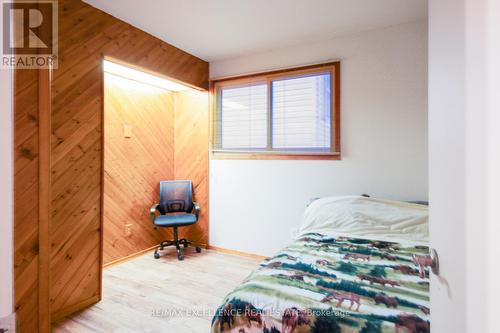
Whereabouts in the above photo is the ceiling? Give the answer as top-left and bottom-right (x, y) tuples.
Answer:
(83, 0), (427, 62)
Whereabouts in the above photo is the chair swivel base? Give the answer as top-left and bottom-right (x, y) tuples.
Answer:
(153, 238), (202, 261)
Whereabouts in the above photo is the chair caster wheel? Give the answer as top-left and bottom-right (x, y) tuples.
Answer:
(195, 246), (202, 253)
(176, 248), (184, 261)
(154, 252), (160, 259)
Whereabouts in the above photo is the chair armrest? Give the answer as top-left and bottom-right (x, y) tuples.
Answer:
(192, 202), (201, 219)
(150, 204), (160, 222)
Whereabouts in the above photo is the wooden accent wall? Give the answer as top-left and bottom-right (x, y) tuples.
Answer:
(49, 0), (208, 321)
(13, 0), (209, 331)
(14, 69), (40, 333)
(174, 90), (209, 245)
(103, 73), (175, 265)
(102, 75), (210, 264)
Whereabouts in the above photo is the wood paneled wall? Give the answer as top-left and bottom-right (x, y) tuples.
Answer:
(14, 69), (40, 333)
(174, 90), (209, 245)
(103, 73), (175, 265)
(102, 74), (209, 264)
(13, 0), (209, 331)
(49, 0), (208, 321)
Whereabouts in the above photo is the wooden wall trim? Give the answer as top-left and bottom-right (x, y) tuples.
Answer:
(102, 245), (157, 269)
(50, 295), (100, 323)
(38, 68), (51, 333)
(207, 245), (268, 261)
(98, 56), (105, 309)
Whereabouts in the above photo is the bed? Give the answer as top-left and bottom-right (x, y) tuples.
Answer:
(210, 196), (430, 333)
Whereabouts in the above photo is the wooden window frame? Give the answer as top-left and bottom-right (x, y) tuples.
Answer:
(209, 61), (340, 160)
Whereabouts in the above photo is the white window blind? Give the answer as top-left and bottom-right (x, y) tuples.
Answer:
(213, 65), (337, 156)
(219, 84), (268, 149)
(272, 73), (331, 150)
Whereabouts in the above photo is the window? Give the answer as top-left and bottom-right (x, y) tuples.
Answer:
(220, 83), (267, 149)
(211, 62), (340, 159)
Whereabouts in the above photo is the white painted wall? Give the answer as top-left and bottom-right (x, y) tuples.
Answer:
(429, 0), (500, 332)
(428, 1), (466, 331)
(209, 21), (428, 256)
(0, 67), (13, 317)
(486, 1), (500, 330)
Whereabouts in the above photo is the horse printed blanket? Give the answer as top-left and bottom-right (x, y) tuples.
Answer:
(210, 233), (430, 333)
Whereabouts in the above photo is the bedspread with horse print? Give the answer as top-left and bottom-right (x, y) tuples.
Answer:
(210, 234), (430, 333)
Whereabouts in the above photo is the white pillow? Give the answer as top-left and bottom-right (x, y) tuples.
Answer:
(297, 195), (429, 244)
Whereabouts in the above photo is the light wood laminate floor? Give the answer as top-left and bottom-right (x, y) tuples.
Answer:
(52, 249), (260, 333)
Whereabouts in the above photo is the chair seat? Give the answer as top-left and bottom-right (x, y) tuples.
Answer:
(153, 213), (197, 227)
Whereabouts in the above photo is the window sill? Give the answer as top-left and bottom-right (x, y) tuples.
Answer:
(210, 150), (341, 160)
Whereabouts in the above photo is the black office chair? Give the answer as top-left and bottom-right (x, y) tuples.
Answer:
(150, 180), (201, 261)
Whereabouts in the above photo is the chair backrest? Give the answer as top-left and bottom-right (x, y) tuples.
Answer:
(159, 180), (194, 214)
